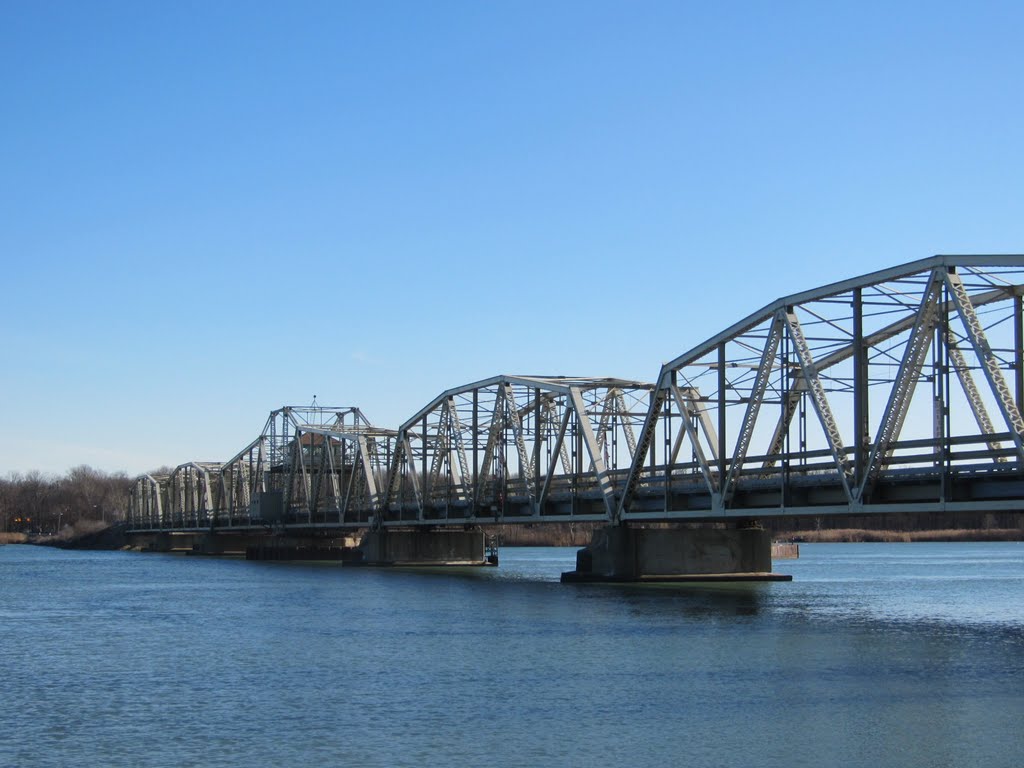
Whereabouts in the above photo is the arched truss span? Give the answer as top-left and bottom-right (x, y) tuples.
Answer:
(166, 462), (223, 529)
(234, 405), (381, 527)
(271, 423), (398, 526)
(218, 435), (268, 526)
(127, 406), (377, 530)
(381, 375), (655, 526)
(127, 473), (168, 529)
(619, 255), (1024, 520)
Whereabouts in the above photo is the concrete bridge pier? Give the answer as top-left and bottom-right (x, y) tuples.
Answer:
(561, 524), (791, 583)
(242, 533), (363, 561)
(191, 533), (271, 556)
(138, 532), (198, 553)
(357, 528), (494, 567)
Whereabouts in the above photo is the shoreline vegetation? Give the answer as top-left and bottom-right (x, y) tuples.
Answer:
(1, 519), (120, 548)
(0, 465), (131, 539)
(774, 527), (1024, 543)
(4, 523), (1023, 550)
(483, 522), (1024, 546)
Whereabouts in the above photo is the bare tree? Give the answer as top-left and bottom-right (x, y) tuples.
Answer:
(2, 466), (132, 533)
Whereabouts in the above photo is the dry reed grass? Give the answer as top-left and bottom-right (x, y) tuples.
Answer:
(778, 528), (1024, 543)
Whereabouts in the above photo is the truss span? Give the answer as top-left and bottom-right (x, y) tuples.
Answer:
(127, 255), (1024, 532)
(620, 255), (1024, 521)
(382, 375), (655, 526)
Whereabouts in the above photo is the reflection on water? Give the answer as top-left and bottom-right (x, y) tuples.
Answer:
(1, 543), (1022, 768)
(588, 582), (771, 619)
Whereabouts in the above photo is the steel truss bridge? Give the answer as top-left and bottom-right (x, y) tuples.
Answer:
(128, 255), (1024, 533)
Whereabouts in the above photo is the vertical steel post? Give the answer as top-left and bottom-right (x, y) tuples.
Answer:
(853, 287), (867, 488)
(932, 315), (943, 464)
(664, 375), (672, 509)
(649, 388), (658, 471)
(932, 311), (947, 504)
(575, 411), (583, 492)
(339, 439), (347, 523)
(780, 322), (789, 508)
(421, 415), (428, 515)
(533, 388), (542, 506)
(718, 343), (727, 484)
(472, 390), (479, 512)
(942, 281), (952, 499)
(1016, 294), (1023, 414)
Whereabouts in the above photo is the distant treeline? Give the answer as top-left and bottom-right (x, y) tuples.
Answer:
(0, 466), (132, 534)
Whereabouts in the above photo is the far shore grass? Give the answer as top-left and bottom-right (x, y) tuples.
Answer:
(775, 528), (1024, 543)
(2, 520), (111, 546)
(3, 525), (1023, 548)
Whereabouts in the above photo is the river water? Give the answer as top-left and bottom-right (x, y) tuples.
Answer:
(1, 542), (1022, 767)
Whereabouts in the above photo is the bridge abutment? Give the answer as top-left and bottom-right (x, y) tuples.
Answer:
(357, 528), (493, 566)
(561, 524), (790, 583)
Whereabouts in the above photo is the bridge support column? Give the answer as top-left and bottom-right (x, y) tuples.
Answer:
(357, 529), (493, 567)
(244, 536), (363, 562)
(561, 524), (790, 583)
(143, 532), (198, 553)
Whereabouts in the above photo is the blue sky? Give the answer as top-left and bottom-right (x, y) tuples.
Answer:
(2, 1), (1022, 476)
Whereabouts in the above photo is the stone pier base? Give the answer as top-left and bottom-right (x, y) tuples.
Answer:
(561, 525), (791, 583)
(357, 529), (492, 566)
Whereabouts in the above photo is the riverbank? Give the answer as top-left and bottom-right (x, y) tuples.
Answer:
(776, 528), (1024, 543)
(7, 522), (1023, 550)
(486, 522), (1024, 546)
(13, 521), (131, 550)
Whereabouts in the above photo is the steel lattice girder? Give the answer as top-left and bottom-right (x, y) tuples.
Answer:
(619, 255), (1024, 520)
